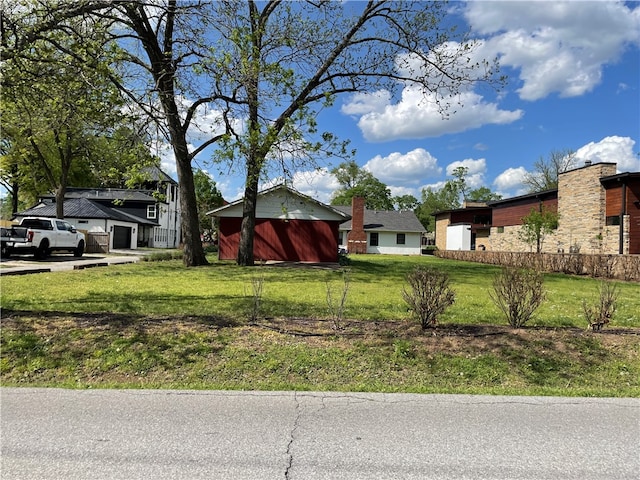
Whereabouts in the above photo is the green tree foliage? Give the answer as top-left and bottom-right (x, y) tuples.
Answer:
(523, 149), (577, 193)
(204, 1), (502, 265)
(193, 170), (224, 241)
(518, 206), (559, 253)
(330, 161), (393, 210)
(393, 194), (419, 211)
(0, 16), (153, 218)
(415, 183), (461, 232)
(467, 186), (502, 202)
(450, 166), (470, 201)
(2, 1), (220, 266)
(414, 166), (501, 231)
(2, 0), (503, 267)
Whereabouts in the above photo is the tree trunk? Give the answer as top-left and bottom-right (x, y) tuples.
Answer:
(166, 118), (208, 266)
(11, 182), (19, 215)
(236, 163), (260, 266)
(175, 153), (208, 266)
(55, 185), (66, 219)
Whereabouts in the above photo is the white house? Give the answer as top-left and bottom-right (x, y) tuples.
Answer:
(334, 197), (425, 255)
(13, 167), (181, 251)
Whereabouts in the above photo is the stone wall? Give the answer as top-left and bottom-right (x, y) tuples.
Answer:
(555, 163), (617, 254)
(487, 225), (560, 253)
(434, 215), (449, 251)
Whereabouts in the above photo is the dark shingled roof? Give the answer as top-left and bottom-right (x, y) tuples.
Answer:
(334, 206), (424, 233)
(16, 198), (158, 226)
(41, 189), (157, 203)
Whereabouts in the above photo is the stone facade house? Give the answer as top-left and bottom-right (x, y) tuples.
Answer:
(435, 162), (640, 255)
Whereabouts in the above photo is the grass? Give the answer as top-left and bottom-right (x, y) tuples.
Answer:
(1, 254), (639, 396)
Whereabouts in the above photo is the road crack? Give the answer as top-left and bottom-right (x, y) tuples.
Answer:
(284, 391), (301, 480)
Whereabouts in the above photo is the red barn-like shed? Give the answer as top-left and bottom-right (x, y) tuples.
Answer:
(207, 185), (351, 262)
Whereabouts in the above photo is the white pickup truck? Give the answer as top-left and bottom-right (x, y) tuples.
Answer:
(1, 217), (85, 260)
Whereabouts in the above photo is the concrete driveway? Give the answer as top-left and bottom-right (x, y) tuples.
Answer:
(0, 250), (142, 275)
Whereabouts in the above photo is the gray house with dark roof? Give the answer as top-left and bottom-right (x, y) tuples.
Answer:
(14, 167), (181, 251)
(334, 197), (425, 255)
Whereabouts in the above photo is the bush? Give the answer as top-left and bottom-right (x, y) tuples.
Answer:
(583, 281), (618, 332)
(402, 266), (455, 329)
(490, 266), (545, 328)
(338, 251), (351, 266)
(326, 269), (351, 329)
(141, 251), (184, 262)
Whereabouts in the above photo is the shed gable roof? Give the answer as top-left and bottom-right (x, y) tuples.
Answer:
(207, 184), (351, 222)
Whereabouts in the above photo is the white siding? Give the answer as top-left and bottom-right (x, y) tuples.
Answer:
(367, 231), (422, 255)
(66, 218), (138, 250)
(151, 184), (181, 248)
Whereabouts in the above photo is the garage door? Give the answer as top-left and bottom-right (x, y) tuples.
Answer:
(113, 226), (132, 249)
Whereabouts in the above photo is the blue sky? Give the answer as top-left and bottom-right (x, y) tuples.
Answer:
(160, 0), (640, 204)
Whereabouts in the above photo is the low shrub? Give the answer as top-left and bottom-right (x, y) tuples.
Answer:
(326, 269), (351, 330)
(402, 266), (455, 329)
(583, 281), (618, 332)
(490, 266), (545, 328)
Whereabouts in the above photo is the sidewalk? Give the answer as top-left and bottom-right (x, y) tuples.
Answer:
(0, 250), (143, 276)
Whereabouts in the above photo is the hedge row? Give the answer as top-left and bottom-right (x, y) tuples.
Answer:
(434, 250), (640, 282)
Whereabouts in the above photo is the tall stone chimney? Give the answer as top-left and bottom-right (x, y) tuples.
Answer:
(347, 197), (367, 254)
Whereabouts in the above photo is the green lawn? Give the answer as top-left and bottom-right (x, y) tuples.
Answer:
(1, 254), (639, 396)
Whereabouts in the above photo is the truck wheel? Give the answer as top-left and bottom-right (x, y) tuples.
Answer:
(35, 241), (49, 260)
(1, 243), (10, 259)
(74, 240), (85, 257)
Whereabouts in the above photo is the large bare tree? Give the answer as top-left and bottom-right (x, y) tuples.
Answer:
(2, 0), (503, 267)
(2, 1), (222, 265)
(204, 0), (503, 265)
(523, 149), (578, 193)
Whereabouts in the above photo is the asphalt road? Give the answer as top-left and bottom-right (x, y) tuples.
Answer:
(1, 388), (638, 480)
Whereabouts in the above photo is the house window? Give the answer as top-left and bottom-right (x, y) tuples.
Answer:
(497, 226), (504, 233)
(396, 233), (406, 245)
(606, 215), (620, 226)
(369, 232), (379, 246)
(147, 204), (157, 219)
(338, 233), (343, 245)
(473, 214), (491, 225)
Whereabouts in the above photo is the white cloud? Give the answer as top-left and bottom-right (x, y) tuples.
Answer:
(446, 158), (487, 190)
(575, 136), (639, 172)
(465, 1), (640, 100)
(364, 148), (442, 185)
(493, 166), (528, 195)
(149, 139), (178, 177)
(289, 168), (340, 204)
(256, 169), (337, 204)
(343, 85), (522, 142)
(388, 185), (420, 199)
(341, 90), (390, 116)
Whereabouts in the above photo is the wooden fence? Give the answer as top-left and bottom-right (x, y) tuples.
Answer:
(84, 232), (110, 254)
(435, 250), (640, 282)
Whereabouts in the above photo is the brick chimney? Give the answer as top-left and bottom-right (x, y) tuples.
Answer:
(347, 197), (367, 254)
